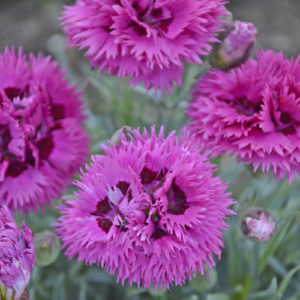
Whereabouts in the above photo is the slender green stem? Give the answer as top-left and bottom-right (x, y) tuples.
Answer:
(251, 243), (260, 291)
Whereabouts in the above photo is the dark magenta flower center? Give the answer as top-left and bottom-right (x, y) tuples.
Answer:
(92, 181), (132, 233)
(93, 165), (189, 238)
(140, 166), (188, 239)
(0, 85), (65, 178)
(166, 179), (188, 215)
(233, 97), (261, 116)
(276, 112), (296, 135)
(231, 96), (298, 135)
(140, 166), (188, 215)
(150, 211), (168, 239)
(4, 87), (23, 100)
(128, 0), (173, 36)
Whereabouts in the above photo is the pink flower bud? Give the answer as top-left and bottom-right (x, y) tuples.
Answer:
(241, 207), (275, 242)
(212, 21), (257, 70)
(0, 206), (35, 299)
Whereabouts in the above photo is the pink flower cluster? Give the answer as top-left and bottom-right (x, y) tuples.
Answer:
(0, 48), (89, 213)
(188, 50), (300, 182)
(55, 127), (234, 289)
(61, 0), (226, 93)
(0, 205), (35, 298)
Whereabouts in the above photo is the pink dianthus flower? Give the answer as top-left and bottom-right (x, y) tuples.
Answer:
(0, 205), (35, 299)
(188, 50), (300, 182)
(61, 0), (227, 93)
(0, 48), (89, 213)
(55, 127), (234, 289)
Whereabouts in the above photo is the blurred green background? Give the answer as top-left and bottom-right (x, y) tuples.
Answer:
(1, 1), (300, 300)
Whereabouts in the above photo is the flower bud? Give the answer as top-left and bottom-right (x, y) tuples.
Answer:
(34, 230), (60, 267)
(240, 207), (275, 242)
(190, 267), (217, 292)
(211, 21), (257, 70)
(0, 205), (35, 299)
